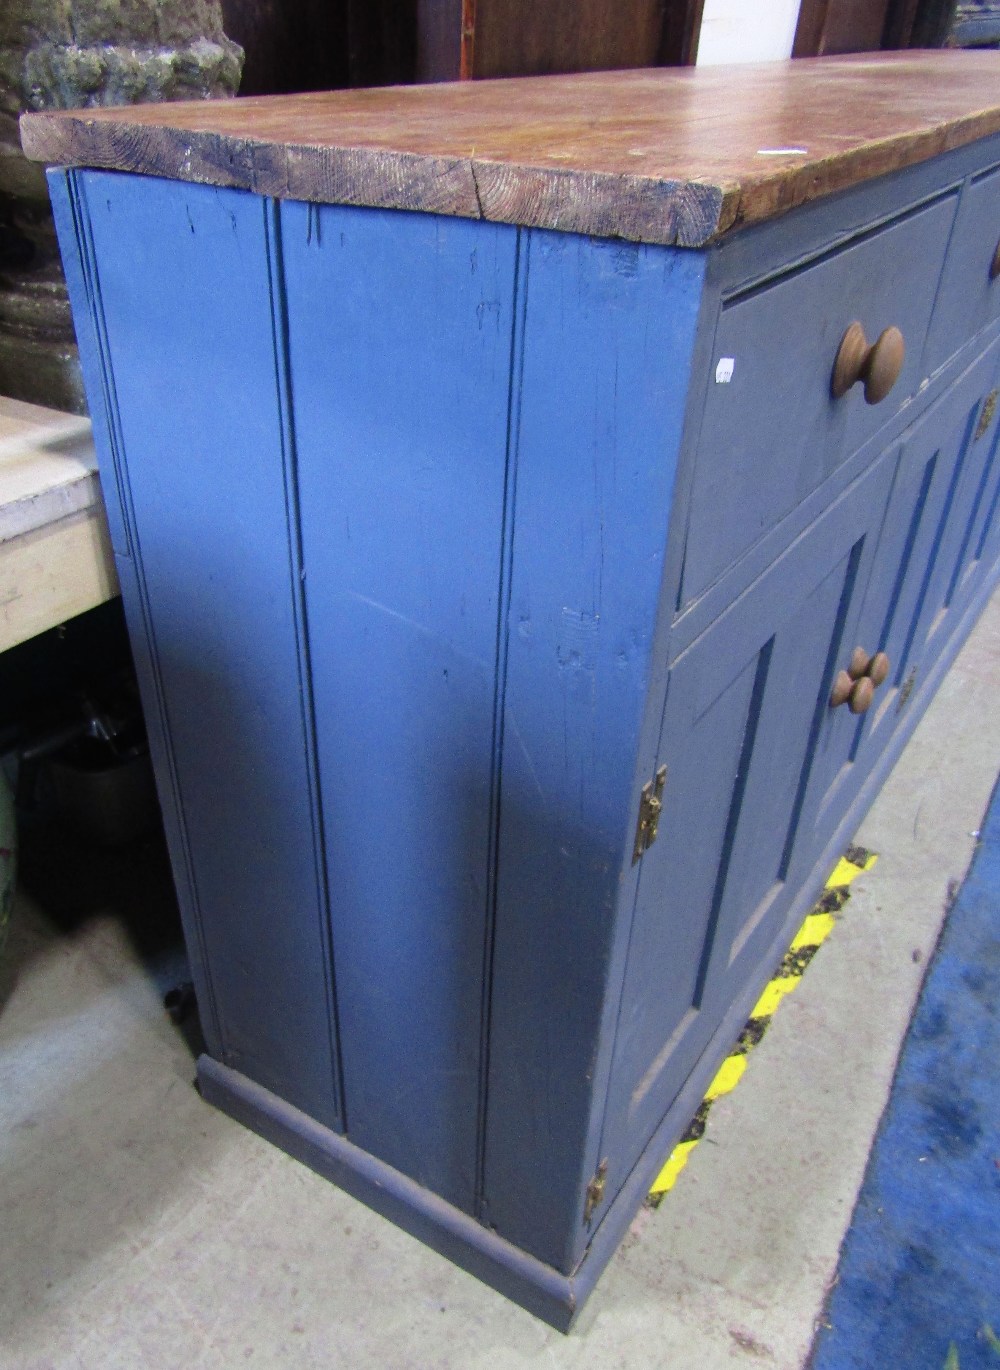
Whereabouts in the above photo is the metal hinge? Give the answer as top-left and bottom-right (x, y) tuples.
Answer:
(583, 1159), (608, 1224)
(632, 764), (667, 864)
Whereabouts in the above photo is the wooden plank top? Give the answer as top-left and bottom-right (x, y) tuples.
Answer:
(20, 51), (1000, 248)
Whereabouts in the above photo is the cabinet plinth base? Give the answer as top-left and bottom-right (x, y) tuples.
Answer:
(196, 1056), (580, 1330)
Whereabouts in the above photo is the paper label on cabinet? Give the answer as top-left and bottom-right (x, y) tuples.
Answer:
(715, 357), (735, 384)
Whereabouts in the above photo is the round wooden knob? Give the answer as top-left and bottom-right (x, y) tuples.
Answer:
(991, 239), (1000, 281)
(831, 649), (891, 708)
(832, 322), (905, 405)
(848, 646), (870, 680)
(848, 676), (875, 714)
(867, 651), (890, 687)
(830, 670), (854, 708)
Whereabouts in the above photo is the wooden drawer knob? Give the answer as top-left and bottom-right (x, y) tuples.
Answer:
(867, 651), (890, 687)
(848, 676), (875, 714)
(848, 645), (870, 679)
(830, 669), (854, 708)
(832, 322), (905, 405)
(830, 649), (891, 708)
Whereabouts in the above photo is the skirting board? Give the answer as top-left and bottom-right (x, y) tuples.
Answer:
(196, 1055), (581, 1331)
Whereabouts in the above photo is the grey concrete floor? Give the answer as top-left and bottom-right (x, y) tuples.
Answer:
(2, 590), (999, 1370)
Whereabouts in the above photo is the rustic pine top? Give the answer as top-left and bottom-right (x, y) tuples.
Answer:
(20, 51), (1000, 248)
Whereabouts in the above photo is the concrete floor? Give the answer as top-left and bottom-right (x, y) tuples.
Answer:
(2, 590), (999, 1370)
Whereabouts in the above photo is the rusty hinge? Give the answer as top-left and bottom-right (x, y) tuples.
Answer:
(583, 1159), (608, 1224)
(976, 389), (999, 441)
(897, 667), (917, 713)
(632, 765), (667, 864)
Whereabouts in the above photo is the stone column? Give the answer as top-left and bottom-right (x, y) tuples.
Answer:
(0, 2), (243, 413)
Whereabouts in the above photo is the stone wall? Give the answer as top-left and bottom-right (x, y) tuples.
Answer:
(0, 2), (243, 413)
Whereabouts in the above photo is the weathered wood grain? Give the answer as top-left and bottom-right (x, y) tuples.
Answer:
(20, 51), (1000, 246)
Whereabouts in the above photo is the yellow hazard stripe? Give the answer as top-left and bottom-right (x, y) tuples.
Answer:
(826, 851), (877, 889)
(788, 910), (838, 952)
(703, 1053), (747, 1101)
(649, 1140), (698, 1197)
(648, 848), (876, 1201)
(751, 974), (799, 1019)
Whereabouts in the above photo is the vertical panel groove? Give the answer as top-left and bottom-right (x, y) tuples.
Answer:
(945, 408), (1000, 606)
(778, 535), (865, 880)
(63, 178), (135, 558)
(476, 228), (527, 1220)
(881, 454), (938, 689)
(975, 435), (1000, 561)
(264, 199), (346, 1127)
(900, 404), (979, 666)
(692, 635), (775, 1007)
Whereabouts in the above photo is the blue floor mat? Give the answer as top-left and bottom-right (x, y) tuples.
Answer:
(810, 781), (1000, 1370)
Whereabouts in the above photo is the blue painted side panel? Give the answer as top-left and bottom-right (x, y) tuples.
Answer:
(280, 203), (519, 1211)
(72, 171), (341, 1128)
(112, 550), (222, 1056)
(49, 168), (225, 1053)
(483, 231), (706, 1271)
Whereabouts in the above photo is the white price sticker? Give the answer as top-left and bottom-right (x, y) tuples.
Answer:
(715, 357), (735, 384)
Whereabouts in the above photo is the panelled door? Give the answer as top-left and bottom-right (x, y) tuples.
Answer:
(796, 338), (1000, 859)
(594, 449), (897, 1208)
(906, 346), (1000, 667)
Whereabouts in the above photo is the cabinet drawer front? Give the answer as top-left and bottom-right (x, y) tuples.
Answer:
(681, 195), (957, 608)
(926, 165), (1000, 374)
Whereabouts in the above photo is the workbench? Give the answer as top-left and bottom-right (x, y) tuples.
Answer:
(22, 51), (1000, 1326)
(0, 397), (116, 654)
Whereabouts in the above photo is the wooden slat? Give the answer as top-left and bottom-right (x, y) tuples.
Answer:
(20, 51), (1000, 246)
(0, 396), (118, 651)
(0, 510), (118, 653)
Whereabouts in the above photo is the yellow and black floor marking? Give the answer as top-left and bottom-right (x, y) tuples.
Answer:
(647, 845), (878, 1207)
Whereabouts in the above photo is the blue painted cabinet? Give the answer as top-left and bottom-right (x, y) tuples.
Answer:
(47, 129), (1000, 1327)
